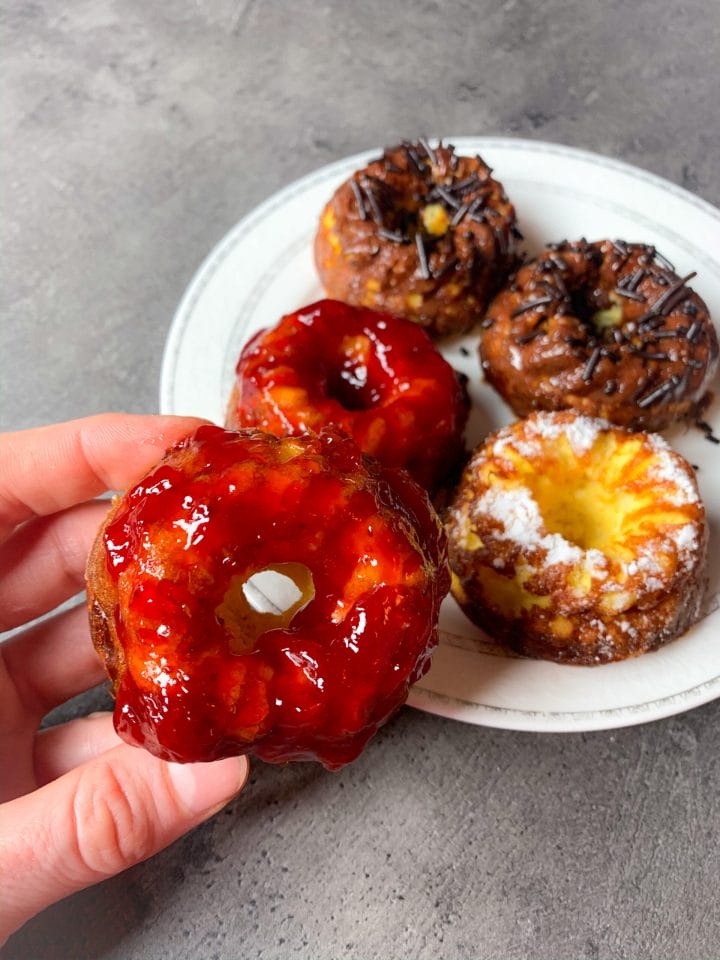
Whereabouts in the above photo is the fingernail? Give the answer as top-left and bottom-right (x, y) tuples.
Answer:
(167, 756), (249, 816)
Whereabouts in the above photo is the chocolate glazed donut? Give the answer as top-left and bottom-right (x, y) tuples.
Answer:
(479, 239), (719, 431)
(314, 139), (522, 337)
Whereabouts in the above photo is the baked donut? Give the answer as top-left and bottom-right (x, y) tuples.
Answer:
(446, 411), (708, 664)
(479, 239), (719, 431)
(226, 299), (470, 492)
(314, 139), (521, 337)
(86, 425), (449, 769)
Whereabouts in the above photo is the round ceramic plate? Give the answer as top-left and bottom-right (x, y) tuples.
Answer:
(161, 137), (720, 732)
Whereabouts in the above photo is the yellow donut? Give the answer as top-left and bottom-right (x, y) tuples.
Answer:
(446, 410), (709, 664)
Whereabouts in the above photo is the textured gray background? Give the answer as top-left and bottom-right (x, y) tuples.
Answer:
(3, 1), (720, 957)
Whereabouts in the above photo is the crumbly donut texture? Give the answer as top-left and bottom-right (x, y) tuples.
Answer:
(314, 140), (521, 337)
(86, 426), (449, 768)
(446, 411), (709, 664)
(227, 299), (469, 492)
(479, 239), (719, 431)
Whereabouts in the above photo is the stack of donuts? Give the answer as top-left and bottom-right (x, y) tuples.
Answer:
(87, 139), (718, 771)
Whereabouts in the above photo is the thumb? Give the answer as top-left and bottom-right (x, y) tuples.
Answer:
(0, 743), (249, 943)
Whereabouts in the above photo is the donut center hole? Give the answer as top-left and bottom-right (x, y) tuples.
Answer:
(216, 563), (315, 654)
(522, 438), (646, 557)
(326, 335), (380, 411)
(569, 288), (625, 335)
(327, 369), (373, 410)
(531, 478), (614, 551)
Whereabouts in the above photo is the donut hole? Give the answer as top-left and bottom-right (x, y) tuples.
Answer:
(325, 334), (382, 411)
(568, 287), (624, 335)
(216, 562), (315, 654)
(519, 436), (657, 561)
(326, 368), (378, 411)
(530, 475), (626, 553)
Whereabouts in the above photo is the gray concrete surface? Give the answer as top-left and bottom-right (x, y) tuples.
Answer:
(3, 1), (720, 957)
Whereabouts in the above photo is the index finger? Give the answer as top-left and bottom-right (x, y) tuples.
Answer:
(0, 413), (209, 542)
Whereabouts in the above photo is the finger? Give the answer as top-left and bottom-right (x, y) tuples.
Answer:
(0, 745), (249, 943)
(0, 499), (110, 631)
(1, 602), (106, 720)
(34, 713), (122, 786)
(0, 413), (207, 542)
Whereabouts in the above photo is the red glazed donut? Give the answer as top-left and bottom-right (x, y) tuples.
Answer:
(226, 299), (469, 492)
(86, 425), (449, 770)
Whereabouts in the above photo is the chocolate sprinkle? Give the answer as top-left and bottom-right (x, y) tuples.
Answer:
(418, 137), (438, 166)
(517, 329), (545, 344)
(637, 271), (697, 324)
(432, 255), (459, 280)
(361, 180), (385, 226)
(434, 185), (461, 209)
(402, 142), (425, 174)
(450, 202), (469, 227)
(652, 328), (687, 340)
(686, 320), (702, 343)
(467, 196), (486, 223)
(696, 420), (720, 444)
(653, 249), (676, 272)
(511, 296), (554, 318)
(415, 232), (430, 279)
(637, 379), (676, 408)
(582, 344), (602, 382)
(638, 315), (667, 333)
(377, 227), (406, 243)
(493, 225), (507, 257)
(674, 367), (692, 397)
(620, 268), (646, 292)
(614, 286), (646, 302)
(453, 173), (482, 194)
(350, 179), (368, 221)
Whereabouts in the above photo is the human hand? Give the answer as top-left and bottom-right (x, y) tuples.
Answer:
(0, 414), (250, 944)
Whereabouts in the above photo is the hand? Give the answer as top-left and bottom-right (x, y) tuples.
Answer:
(0, 414), (250, 944)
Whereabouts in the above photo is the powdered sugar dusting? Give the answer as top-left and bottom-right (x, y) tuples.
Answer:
(472, 485), (583, 567)
(668, 523), (700, 571)
(490, 411), (608, 462)
(645, 434), (700, 505)
(530, 412), (606, 456)
(463, 410), (704, 596)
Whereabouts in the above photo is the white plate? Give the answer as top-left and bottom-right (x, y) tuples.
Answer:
(161, 137), (720, 733)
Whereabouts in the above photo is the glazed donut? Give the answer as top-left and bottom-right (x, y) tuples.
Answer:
(86, 425), (449, 769)
(314, 140), (521, 337)
(479, 239), (719, 431)
(226, 299), (470, 492)
(446, 411), (708, 664)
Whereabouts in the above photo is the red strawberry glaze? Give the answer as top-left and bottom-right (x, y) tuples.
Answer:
(226, 299), (468, 492)
(87, 425), (449, 769)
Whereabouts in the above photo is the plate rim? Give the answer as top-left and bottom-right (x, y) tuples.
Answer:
(161, 136), (720, 733)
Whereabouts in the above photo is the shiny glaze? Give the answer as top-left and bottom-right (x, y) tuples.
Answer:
(92, 425), (449, 769)
(480, 239), (719, 431)
(226, 299), (469, 492)
(313, 142), (521, 337)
